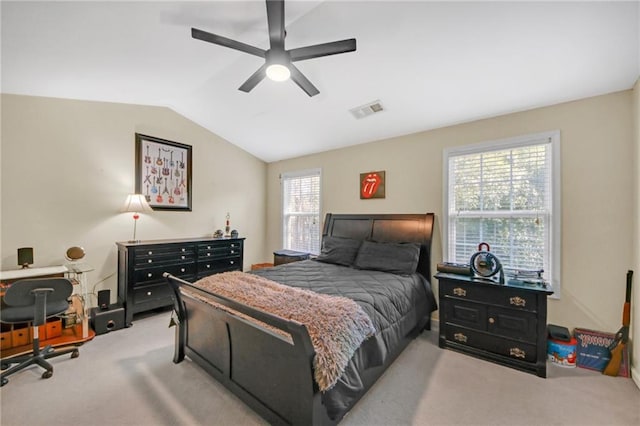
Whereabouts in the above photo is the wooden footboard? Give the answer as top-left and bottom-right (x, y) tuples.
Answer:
(164, 273), (334, 426)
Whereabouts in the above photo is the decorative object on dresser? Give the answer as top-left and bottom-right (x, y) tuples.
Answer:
(273, 249), (310, 266)
(116, 237), (244, 326)
(122, 194), (152, 243)
(435, 272), (553, 378)
(135, 133), (192, 211)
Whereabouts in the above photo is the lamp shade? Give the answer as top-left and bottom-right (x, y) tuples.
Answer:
(122, 194), (152, 213)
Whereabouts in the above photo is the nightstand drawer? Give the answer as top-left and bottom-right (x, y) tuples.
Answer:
(441, 280), (538, 312)
(445, 326), (537, 363)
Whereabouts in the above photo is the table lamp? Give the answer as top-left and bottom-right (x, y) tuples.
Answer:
(122, 194), (152, 242)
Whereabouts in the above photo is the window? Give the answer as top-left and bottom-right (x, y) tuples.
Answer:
(443, 131), (561, 293)
(281, 168), (321, 255)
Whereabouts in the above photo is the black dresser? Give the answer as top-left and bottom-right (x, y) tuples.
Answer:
(435, 273), (553, 377)
(117, 237), (244, 326)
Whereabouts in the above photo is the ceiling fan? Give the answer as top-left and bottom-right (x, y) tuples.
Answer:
(191, 0), (356, 97)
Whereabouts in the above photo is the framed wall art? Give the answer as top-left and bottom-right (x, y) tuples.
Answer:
(135, 133), (192, 211)
(360, 170), (385, 199)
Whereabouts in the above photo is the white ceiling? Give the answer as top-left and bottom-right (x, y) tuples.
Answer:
(2, 1), (639, 162)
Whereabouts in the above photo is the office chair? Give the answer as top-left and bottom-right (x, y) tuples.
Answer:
(1, 277), (79, 386)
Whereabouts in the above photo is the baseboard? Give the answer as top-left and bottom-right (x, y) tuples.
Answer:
(632, 364), (640, 390)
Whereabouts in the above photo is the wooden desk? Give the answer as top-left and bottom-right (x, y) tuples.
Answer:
(0, 266), (68, 286)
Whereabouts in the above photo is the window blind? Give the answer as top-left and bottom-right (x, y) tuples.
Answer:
(282, 168), (321, 255)
(445, 131), (560, 290)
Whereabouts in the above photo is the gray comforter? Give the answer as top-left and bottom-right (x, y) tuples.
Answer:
(251, 259), (436, 420)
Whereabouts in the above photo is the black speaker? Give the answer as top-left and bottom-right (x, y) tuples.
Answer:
(91, 304), (125, 335)
(17, 247), (34, 268)
(97, 289), (110, 310)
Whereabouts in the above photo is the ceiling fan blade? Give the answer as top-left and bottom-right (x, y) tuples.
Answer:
(289, 38), (356, 62)
(289, 64), (319, 97)
(192, 28), (265, 58)
(266, 0), (285, 49)
(238, 64), (268, 93)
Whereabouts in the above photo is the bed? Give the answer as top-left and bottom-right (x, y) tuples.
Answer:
(164, 213), (436, 425)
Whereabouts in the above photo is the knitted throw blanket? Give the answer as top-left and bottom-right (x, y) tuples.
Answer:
(185, 271), (376, 391)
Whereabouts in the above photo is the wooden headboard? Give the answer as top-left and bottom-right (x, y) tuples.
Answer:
(322, 213), (435, 280)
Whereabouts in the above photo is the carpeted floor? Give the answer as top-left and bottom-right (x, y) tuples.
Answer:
(1, 309), (638, 426)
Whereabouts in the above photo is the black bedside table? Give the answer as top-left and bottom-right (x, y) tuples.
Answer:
(435, 272), (553, 378)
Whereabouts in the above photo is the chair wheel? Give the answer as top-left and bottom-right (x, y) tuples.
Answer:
(1, 377), (7, 386)
(71, 350), (79, 358)
(42, 370), (53, 379)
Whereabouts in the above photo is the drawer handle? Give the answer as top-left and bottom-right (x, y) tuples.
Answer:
(207, 246), (211, 249)
(148, 259), (153, 263)
(206, 264), (211, 268)
(181, 255), (186, 259)
(148, 251), (153, 255)
(147, 273), (153, 278)
(181, 248), (186, 252)
(180, 268), (185, 273)
(229, 260), (234, 265)
(454, 333), (468, 343)
(453, 287), (466, 297)
(509, 296), (526, 307)
(147, 291), (152, 296)
(510, 347), (526, 359)
(207, 253), (211, 256)
(489, 317), (495, 324)
(230, 250), (235, 254)
(231, 244), (236, 247)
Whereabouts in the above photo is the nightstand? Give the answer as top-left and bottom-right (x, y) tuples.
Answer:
(435, 272), (553, 377)
(273, 250), (310, 266)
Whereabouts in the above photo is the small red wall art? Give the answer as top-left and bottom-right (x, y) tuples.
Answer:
(360, 171), (386, 199)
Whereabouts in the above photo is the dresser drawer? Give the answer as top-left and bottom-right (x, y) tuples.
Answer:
(197, 258), (241, 275)
(133, 283), (173, 305)
(134, 262), (196, 284)
(440, 280), (538, 312)
(134, 251), (196, 268)
(134, 244), (195, 258)
(198, 244), (242, 259)
(445, 326), (537, 363)
(443, 299), (487, 330)
(488, 306), (537, 342)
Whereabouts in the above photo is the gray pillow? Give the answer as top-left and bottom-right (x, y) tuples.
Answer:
(353, 240), (421, 274)
(315, 236), (362, 266)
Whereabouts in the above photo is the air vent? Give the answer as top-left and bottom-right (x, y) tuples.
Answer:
(349, 100), (385, 119)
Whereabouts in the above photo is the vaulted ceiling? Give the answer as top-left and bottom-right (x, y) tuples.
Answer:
(2, 1), (639, 162)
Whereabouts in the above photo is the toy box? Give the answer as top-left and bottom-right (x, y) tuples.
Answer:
(574, 328), (629, 377)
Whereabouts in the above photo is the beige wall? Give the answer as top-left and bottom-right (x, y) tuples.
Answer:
(632, 78), (639, 386)
(267, 91), (634, 336)
(0, 94), (267, 306)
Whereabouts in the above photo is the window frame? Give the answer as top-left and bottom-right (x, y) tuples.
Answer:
(442, 130), (561, 296)
(280, 168), (322, 255)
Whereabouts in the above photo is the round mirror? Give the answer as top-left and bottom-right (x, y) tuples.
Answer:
(65, 246), (86, 261)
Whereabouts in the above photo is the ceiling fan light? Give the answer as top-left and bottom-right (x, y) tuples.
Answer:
(266, 64), (291, 82)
